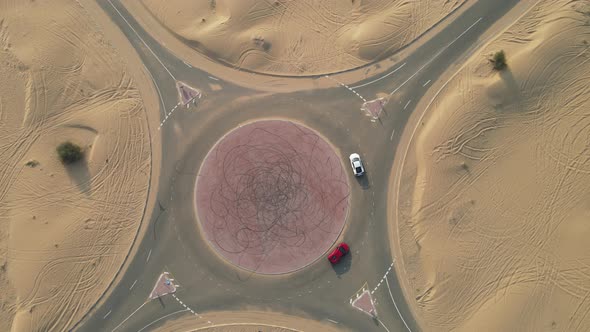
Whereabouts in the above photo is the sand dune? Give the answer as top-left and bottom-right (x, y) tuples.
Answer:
(0, 0), (151, 331)
(393, 0), (590, 330)
(141, 0), (466, 75)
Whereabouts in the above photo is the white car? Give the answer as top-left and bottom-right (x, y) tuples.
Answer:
(349, 153), (365, 176)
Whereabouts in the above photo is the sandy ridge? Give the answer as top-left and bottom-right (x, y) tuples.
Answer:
(391, 0), (590, 330)
(0, 0), (159, 330)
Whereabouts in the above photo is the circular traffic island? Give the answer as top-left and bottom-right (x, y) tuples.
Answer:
(195, 120), (349, 274)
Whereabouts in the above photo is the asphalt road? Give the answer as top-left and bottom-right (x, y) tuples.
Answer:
(76, 0), (525, 331)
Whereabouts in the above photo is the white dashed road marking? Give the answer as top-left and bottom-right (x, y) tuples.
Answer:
(158, 95), (200, 130)
(404, 100), (412, 110)
(388, 18), (482, 97)
(129, 280), (137, 290)
(146, 249), (152, 262)
(350, 62), (407, 89)
(372, 261), (395, 294)
(208, 76), (219, 81)
(422, 80), (431, 87)
(324, 75), (367, 102)
(171, 294), (201, 319)
(103, 310), (111, 319)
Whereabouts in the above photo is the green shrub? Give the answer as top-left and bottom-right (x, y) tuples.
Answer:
(492, 50), (507, 70)
(57, 142), (83, 164)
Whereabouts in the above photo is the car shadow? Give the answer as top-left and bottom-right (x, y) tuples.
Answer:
(331, 251), (352, 277)
(355, 173), (370, 190)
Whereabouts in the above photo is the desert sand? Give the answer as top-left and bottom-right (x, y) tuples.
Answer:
(0, 0), (152, 331)
(152, 311), (344, 332)
(392, 0), (590, 330)
(140, 0), (466, 76)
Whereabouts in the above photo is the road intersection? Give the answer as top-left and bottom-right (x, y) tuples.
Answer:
(76, 0), (526, 331)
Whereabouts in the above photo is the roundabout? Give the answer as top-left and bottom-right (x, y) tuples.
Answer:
(195, 120), (350, 274)
(75, 0), (520, 331)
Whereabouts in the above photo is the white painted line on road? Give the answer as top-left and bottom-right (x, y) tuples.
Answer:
(404, 100), (411, 110)
(146, 249), (152, 262)
(386, 278), (412, 332)
(390, 129), (395, 141)
(129, 280), (137, 290)
(106, 0), (176, 80)
(324, 75), (367, 102)
(377, 317), (393, 332)
(422, 80), (431, 87)
(137, 309), (189, 332)
(372, 259), (397, 294)
(111, 301), (148, 331)
(182, 60), (192, 68)
(172, 294), (200, 318)
(208, 76), (219, 81)
(158, 96), (201, 130)
(327, 319), (339, 324)
(145, 66), (166, 119)
(350, 62), (407, 89)
(389, 17), (482, 97)
(103, 310), (111, 319)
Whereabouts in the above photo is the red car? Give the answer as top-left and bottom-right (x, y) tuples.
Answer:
(328, 242), (350, 264)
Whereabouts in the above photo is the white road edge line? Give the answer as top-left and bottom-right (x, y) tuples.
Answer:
(106, 0), (176, 80)
(146, 249), (152, 262)
(182, 60), (192, 68)
(350, 62), (407, 89)
(129, 280), (137, 290)
(137, 309), (190, 332)
(208, 76), (219, 81)
(377, 317), (392, 332)
(145, 66), (165, 118)
(389, 17), (482, 97)
(103, 310), (111, 319)
(327, 319), (339, 324)
(386, 278), (412, 332)
(111, 301), (148, 332)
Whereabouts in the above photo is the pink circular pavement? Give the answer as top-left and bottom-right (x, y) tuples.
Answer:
(195, 120), (350, 274)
